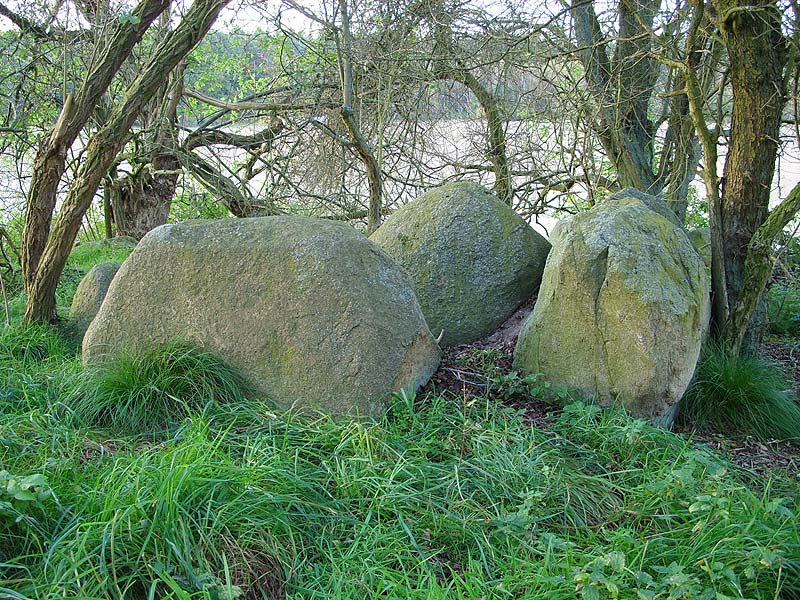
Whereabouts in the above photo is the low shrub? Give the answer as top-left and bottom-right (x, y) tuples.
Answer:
(768, 282), (800, 336)
(68, 342), (253, 433)
(680, 342), (800, 440)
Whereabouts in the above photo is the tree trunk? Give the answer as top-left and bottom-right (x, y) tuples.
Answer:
(112, 167), (179, 239)
(663, 82), (701, 222)
(570, 0), (662, 196)
(24, 0), (230, 323)
(338, 0), (382, 234)
(713, 0), (787, 354)
(20, 0), (171, 301)
(113, 64), (185, 240)
(441, 69), (512, 204)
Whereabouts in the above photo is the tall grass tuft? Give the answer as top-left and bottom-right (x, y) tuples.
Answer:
(680, 342), (800, 440)
(68, 341), (253, 433)
(0, 323), (74, 365)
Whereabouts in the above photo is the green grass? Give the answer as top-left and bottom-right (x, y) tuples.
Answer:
(0, 253), (798, 599)
(66, 238), (136, 273)
(67, 342), (253, 434)
(1, 386), (799, 599)
(680, 342), (800, 441)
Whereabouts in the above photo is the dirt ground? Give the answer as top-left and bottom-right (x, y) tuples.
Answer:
(422, 295), (800, 480)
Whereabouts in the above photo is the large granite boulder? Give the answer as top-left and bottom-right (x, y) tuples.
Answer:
(370, 182), (551, 346)
(83, 217), (441, 417)
(67, 262), (121, 341)
(513, 189), (710, 426)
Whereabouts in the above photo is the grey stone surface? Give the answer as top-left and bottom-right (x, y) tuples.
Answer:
(513, 189), (710, 425)
(83, 216), (441, 417)
(371, 181), (551, 346)
(68, 262), (121, 341)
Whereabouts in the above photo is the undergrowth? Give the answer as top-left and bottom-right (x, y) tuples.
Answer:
(768, 281), (800, 336)
(0, 252), (798, 599)
(67, 342), (254, 434)
(681, 342), (800, 441)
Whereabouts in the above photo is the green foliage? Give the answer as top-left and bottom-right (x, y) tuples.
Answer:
(66, 240), (135, 272)
(681, 342), (800, 440)
(454, 348), (575, 405)
(0, 470), (54, 563)
(68, 342), (253, 433)
(169, 191), (232, 222)
(489, 370), (574, 404)
(768, 281), (800, 336)
(684, 188), (708, 229)
(1, 328), (799, 598)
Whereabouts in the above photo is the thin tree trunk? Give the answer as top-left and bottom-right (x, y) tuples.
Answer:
(570, 0), (661, 195)
(24, 0), (230, 323)
(440, 69), (512, 204)
(338, 0), (382, 234)
(684, 1), (730, 329)
(20, 0), (170, 297)
(103, 177), (114, 239)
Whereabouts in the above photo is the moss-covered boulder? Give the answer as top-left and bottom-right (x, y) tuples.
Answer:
(82, 217), (441, 417)
(687, 227), (712, 268)
(67, 262), (121, 341)
(513, 189), (710, 426)
(370, 182), (551, 346)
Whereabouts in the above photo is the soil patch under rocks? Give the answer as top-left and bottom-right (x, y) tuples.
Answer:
(422, 294), (799, 479)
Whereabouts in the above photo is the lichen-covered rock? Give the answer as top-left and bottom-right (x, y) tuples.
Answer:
(687, 227), (712, 268)
(68, 262), (121, 341)
(513, 189), (710, 426)
(83, 217), (441, 417)
(370, 182), (551, 346)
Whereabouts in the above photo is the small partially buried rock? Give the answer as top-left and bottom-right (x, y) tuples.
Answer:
(67, 262), (121, 341)
(371, 181), (551, 346)
(513, 189), (710, 426)
(82, 216), (441, 417)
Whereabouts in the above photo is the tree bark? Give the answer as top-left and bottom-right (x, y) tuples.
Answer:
(20, 0), (171, 298)
(24, 0), (230, 323)
(722, 183), (800, 351)
(713, 0), (787, 354)
(111, 165), (179, 239)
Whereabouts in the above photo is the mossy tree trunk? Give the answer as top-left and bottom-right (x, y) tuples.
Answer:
(711, 0), (788, 355)
(20, 0), (171, 305)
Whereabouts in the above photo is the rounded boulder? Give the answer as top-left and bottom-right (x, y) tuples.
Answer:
(370, 182), (551, 346)
(82, 217), (441, 417)
(68, 262), (122, 341)
(513, 189), (710, 426)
